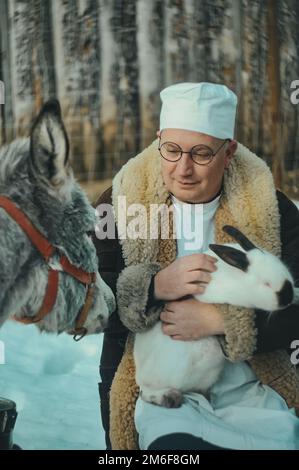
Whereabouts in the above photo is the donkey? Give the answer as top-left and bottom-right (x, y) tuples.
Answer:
(0, 100), (115, 338)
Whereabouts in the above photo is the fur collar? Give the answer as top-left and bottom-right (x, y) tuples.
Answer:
(112, 139), (280, 266)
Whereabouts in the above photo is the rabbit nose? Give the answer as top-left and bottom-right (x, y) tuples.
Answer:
(277, 280), (294, 307)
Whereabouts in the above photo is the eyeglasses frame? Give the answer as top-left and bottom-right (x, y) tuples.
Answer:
(158, 137), (232, 166)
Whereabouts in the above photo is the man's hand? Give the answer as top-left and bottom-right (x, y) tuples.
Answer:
(154, 254), (218, 301)
(160, 298), (224, 341)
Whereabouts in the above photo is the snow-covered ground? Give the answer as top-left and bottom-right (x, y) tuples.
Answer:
(0, 321), (105, 450)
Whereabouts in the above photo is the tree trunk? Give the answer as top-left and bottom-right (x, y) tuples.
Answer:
(99, 0), (119, 176)
(51, 0), (87, 178)
(266, 0), (283, 189)
(241, 0), (267, 153)
(0, 0), (14, 144)
(163, 0), (191, 85)
(7, 0), (36, 137)
(137, 0), (164, 148)
(112, 0), (140, 171)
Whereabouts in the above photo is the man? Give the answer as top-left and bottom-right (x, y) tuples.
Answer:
(93, 82), (299, 450)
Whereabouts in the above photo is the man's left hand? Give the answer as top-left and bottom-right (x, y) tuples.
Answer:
(160, 298), (225, 341)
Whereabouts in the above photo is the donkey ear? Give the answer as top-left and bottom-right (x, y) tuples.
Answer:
(209, 244), (250, 272)
(30, 99), (70, 188)
(222, 225), (256, 252)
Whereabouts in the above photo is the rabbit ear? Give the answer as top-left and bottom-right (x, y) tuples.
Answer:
(209, 244), (250, 272)
(222, 225), (256, 252)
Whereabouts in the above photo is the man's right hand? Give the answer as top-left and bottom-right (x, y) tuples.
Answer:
(154, 254), (218, 301)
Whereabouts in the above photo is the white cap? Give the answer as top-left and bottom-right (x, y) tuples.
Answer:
(159, 82), (237, 139)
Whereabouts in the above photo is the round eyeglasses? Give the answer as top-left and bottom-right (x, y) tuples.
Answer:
(158, 138), (231, 165)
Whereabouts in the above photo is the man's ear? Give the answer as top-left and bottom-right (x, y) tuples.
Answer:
(224, 139), (237, 168)
(229, 139), (238, 153)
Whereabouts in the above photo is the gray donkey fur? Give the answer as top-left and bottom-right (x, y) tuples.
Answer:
(0, 100), (115, 334)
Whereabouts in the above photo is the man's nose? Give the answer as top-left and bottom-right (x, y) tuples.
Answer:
(176, 153), (194, 175)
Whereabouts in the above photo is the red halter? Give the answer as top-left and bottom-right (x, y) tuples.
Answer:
(0, 195), (97, 340)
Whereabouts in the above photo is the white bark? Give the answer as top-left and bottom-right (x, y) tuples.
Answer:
(98, 0), (118, 173)
(137, 0), (162, 147)
(8, 0), (35, 135)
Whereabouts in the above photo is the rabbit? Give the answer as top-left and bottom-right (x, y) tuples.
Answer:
(134, 225), (299, 408)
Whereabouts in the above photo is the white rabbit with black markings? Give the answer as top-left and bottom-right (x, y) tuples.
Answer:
(134, 225), (299, 408)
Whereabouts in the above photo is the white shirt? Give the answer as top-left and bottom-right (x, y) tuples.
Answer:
(171, 191), (221, 256)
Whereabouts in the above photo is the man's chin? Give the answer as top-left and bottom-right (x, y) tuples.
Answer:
(173, 185), (203, 203)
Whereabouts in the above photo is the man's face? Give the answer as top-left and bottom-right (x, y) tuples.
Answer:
(157, 128), (236, 203)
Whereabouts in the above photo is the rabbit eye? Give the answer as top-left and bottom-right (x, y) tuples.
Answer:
(264, 282), (271, 288)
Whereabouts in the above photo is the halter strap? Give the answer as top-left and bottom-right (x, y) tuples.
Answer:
(0, 195), (96, 338)
(0, 195), (54, 261)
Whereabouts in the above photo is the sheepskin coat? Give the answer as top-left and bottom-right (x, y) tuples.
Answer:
(93, 139), (299, 450)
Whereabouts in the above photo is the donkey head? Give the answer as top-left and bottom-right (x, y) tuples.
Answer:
(0, 100), (115, 334)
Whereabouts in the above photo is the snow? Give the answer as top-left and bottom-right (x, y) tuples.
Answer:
(0, 320), (105, 450)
